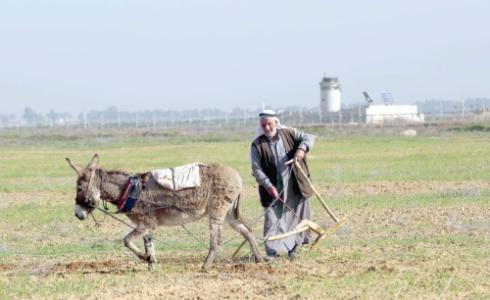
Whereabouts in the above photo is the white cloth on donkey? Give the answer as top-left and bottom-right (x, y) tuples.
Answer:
(151, 163), (201, 191)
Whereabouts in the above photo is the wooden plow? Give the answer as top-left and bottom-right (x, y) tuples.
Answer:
(264, 159), (347, 250)
(233, 159), (347, 259)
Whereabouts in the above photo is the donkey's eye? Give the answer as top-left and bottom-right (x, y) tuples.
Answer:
(77, 187), (82, 193)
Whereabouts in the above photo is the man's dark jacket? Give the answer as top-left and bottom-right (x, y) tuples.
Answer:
(252, 128), (314, 207)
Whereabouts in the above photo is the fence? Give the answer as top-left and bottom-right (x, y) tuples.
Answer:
(1, 109), (490, 130)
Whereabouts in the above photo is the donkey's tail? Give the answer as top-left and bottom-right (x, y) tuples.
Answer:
(233, 192), (242, 220)
(233, 193), (254, 232)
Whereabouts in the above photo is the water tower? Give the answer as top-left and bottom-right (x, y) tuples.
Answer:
(320, 76), (341, 114)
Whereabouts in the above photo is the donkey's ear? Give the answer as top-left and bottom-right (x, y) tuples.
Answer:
(86, 153), (99, 170)
(66, 157), (83, 176)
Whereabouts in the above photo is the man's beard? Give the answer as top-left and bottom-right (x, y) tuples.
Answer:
(265, 128), (277, 138)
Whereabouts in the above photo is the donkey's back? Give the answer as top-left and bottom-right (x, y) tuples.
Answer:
(132, 164), (243, 226)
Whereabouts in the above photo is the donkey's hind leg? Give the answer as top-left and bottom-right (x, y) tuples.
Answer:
(227, 212), (263, 263)
(202, 218), (223, 271)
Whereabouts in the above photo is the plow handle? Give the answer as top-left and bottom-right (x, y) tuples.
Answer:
(293, 160), (339, 223)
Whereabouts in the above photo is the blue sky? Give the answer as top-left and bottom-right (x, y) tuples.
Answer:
(1, 0), (489, 114)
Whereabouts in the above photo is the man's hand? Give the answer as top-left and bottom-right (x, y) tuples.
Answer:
(294, 149), (306, 162)
(267, 186), (279, 199)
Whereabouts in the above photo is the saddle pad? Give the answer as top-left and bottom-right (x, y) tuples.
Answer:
(151, 163), (201, 191)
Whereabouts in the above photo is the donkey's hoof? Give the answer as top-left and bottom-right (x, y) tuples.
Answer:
(254, 255), (264, 263)
(147, 262), (155, 271)
(200, 265), (210, 273)
(146, 255), (157, 264)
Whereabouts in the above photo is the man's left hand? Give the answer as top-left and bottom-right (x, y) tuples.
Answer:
(294, 149), (306, 161)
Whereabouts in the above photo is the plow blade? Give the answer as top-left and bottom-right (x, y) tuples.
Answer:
(266, 218), (347, 250)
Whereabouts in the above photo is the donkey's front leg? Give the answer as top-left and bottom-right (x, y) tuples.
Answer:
(123, 228), (149, 261)
(143, 233), (157, 271)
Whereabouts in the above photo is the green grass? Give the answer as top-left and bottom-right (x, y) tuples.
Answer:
(1, 135), (490, 192)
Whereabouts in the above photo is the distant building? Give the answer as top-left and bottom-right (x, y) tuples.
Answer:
(365, 104), (424, 125)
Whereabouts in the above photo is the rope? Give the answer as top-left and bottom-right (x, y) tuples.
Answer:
(180, 224), (208, 248)
(95, 209), (208, 251)
(92, 206), (136, 229)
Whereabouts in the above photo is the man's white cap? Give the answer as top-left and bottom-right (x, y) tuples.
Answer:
(258, 109), (278, 117)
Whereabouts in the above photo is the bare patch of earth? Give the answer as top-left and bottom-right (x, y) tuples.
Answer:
(0, 191), (70, 208)
(2, 246), (487, 299)
(317, 180), (488, 197)
(244, 180), (489, 198)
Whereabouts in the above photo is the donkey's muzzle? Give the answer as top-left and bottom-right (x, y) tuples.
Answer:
(74, 204), (89, 220)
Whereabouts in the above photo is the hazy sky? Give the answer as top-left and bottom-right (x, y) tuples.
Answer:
(1, 0), (489, 115)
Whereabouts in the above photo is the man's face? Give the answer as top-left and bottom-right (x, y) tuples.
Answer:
(260, 116), (277, 138)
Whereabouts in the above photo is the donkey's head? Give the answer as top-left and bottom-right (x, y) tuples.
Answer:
(66, 154), (101, 220)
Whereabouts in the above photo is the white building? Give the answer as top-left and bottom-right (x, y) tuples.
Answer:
(320, 77), (341, 114)
(365, 104), (424, 125)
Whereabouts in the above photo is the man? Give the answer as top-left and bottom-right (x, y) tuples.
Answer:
(250, 109), (315, 260)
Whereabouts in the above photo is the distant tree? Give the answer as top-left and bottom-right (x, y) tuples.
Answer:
(22, 107), (42, 127)
(47, 109), (57, 127)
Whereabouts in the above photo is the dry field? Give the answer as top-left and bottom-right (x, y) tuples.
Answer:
(0, 130), (489, 299)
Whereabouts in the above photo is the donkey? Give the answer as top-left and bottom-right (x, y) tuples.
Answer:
(66, 153), (262, 270)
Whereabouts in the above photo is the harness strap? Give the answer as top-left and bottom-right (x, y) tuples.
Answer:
(117, 179), (133, 211)
(117, 176), (141, 213)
